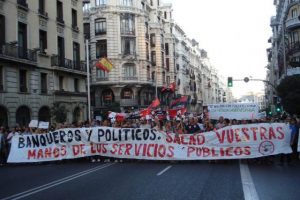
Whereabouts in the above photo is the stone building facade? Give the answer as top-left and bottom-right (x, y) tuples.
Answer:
(0, 0), (87, 127)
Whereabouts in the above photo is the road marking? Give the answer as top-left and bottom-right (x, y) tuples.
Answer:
(1, 163), (115, 200)
(239, 161), (260, 200)
(157, 165), (172, 176)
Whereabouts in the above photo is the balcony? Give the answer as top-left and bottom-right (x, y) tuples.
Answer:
(0, 43), (37, 65)
(120, 99), (138, 107)
(51, 55), (87, 74)
(38, 9), (48, 19)
(286, 17), (300, 30)
(288, 42), (300, 55)
(54, 90), (87, 97)
(122, 76), (138, 81)
(17, 0), (28, 11)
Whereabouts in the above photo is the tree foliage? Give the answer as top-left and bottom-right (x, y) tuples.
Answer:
(277, 74), (300, 115)
(51, 102), (68, 123)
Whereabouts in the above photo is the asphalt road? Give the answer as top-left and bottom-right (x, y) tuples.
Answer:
(0, 158), (299, 200)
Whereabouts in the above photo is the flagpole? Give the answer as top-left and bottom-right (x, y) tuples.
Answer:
(86, 39), (91, 122)
(155, 68), (158, 98)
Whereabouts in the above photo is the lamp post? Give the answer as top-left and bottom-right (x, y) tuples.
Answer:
(86, 39), (91, 122)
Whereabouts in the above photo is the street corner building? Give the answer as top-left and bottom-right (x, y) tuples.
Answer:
(0, 0), (88, 127)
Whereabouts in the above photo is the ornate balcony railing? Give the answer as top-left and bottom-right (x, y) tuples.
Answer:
(0, 43), (37, 62)
(51, 55), (86, 72)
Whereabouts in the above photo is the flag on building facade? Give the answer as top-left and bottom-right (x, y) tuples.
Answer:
(95, 57), (113, 72)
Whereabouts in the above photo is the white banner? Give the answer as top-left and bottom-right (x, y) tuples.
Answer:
(208, 103), (259, 120)
(7, 123), (292, 163)
(298, 129), (300, 152)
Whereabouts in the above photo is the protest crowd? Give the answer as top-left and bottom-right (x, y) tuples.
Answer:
(0, 105), (299, 166)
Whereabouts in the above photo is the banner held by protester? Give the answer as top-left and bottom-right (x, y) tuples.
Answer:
(7, 123), (292, 163)
(208, 103), (259, 120)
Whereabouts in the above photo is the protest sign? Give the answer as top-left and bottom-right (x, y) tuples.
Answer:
(208, 103), (259, 120)
(38, 121), (49, 129)
(29, 120), (39, 128)
(7, 123), (292, 163)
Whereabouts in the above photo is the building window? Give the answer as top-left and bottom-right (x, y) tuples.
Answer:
(41, 73), (47, 94)
(39, 30), (47, 53)
(152, 71), (155, 81)
(95, 0), (106, 6)
(290, 31), (299, 46)
(158, 0), (160, 6)
(123, 64), (136, 77)
(164, 11), (167, 19)
(72, 9), (77, 28)
(120, 0), (133, 6)
(147, 66), (150, 80)
(56, 1), (63, 23)
(150, 33), (155, 47)
(0, 66), (3, 91)
(95, 18), (106, 35)
(39, 0), (45, 15)
(292, 8), (298, 18)
(19, 69), (27, 93)
(166, 58), (170, 71)
(59, 76), (64, 90)
(74, 78), (79, 92)
(96, 40), (107, 58)
(84, 23), (90, 39)
(57, 36), (65, 66)
(83, 2), (90, 12)
(120, 14), (135, 35)
(162, 71), (166, 84)
(150, 0), (153, 6)
(151, 51), (156, 64)
(73, 42), (80, 68)
(18, 22), (27, 59)
(146, 42), (150, 60)
(121, 37), (135, 55)
(166, 76), (170, 85)
(161, 52), (164, 67)
(0, 15), (5, 51)
(96, 69), (107, 78)
(165, 43), (169, 55)
(121, 88), (133, 99)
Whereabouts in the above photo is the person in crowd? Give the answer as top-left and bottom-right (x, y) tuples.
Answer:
(215, 116), (225, 129)
(280, 117), (298, 165)
(185, 118), (201, 134)
(22, 127), (32, 135)
(0, 126), (7, 165)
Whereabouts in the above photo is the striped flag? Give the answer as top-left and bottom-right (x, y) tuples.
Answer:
(96, 57), (113, 72)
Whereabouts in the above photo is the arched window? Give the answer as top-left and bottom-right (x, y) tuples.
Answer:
(102, 89), (115, 105)
(38, 106), (51, 122)
(73, 107), (81, 123)
(0, 106), (8, 127)
(16, 106), (31, 127)
(121, 88), (133, 99)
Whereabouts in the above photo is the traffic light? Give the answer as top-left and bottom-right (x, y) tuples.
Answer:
(227, 77), (233, 87)
(275, 104), (282, 113)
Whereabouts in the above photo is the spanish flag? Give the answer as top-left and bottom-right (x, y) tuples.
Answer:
(96, 57), (113, 72)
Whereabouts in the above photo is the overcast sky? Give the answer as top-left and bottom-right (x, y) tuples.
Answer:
(165, 0), (276, 98)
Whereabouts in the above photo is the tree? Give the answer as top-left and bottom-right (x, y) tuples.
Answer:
(51, 102), (68, 123)
(277, 74), (300, 115)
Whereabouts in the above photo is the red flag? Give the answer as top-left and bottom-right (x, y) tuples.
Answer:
(162, 82), (176, 93)
(168, 108), (187, 118)
(140, 109), (151, 117)
(170, 82), (176, 92)
(148, 98), (160, 109)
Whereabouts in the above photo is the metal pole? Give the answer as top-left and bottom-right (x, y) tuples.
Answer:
(155, 68), (158, 98)
(86, 39), (91, 122)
